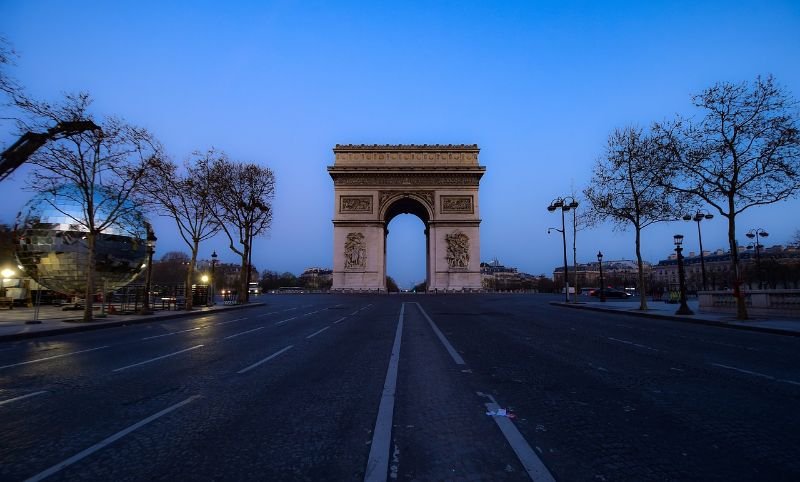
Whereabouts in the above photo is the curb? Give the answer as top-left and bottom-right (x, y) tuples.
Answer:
(550, 302), (800, 337)
(0, 302), (266, 342)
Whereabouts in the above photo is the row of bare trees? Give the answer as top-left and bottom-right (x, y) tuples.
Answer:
(1, 37), (274, 320)
(584, 75), (800, 320)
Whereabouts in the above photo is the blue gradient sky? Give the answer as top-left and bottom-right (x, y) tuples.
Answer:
(2, 1), (799, 288)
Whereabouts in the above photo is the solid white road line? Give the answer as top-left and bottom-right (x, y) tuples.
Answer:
(306, 326), (330, 339)
(482, 394), (556, 482)
(607, 337), (660, 352)
(237, 345), (294, 374)
(333, 317), (347, 324)
(364, 303), (405, 482)
(275, 316), (297, 326)
(24, 395), (201, 482)
(224, 326), (266, 339)
(0, 345), (111, 370)
(112, 345), (204, 372)
(0, 390), (48, 407)
(712, 363), (800, 386)
(413, 302), (465, 365)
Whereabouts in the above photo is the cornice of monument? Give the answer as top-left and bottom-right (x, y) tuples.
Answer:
(333, 144), (480, 152)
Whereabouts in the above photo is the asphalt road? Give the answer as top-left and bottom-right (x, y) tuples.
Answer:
(1, 294), (799, 481)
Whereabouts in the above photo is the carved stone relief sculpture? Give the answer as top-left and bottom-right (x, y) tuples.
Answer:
(445, 230), (470, 269)
(441, 195), (473, 213)
(340, 195), (372, 213)
(344, 232), (367, 269)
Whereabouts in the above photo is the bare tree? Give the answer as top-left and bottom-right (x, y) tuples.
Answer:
(23, 94), (161, 321)
(656, 76), (800, 319)
(205, 155), (275, 303)
(584, 126), (685, 310)
(791, 230), (800, 248)
(141, 150), (220, 309)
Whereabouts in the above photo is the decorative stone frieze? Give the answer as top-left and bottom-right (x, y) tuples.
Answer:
(445, 230), (470, 269)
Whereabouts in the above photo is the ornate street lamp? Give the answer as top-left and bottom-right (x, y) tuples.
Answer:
(138, 225), (157, 315)
(745, 228), (769, 289)
(597, 251), (606, 302)
(210, 250), (218, 306)
(682, 210), (714, 291)
(673, 234), (694, 315)
(0, 268), (13, 298)
(547, 196), (579, 302)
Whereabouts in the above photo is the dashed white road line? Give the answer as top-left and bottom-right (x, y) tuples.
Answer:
(275, 316), (298, 326)
(283, 308), (297, 312)
(0, 390), (48, 407)
(237, 345), (294, 374)
(257, 311), (280, 317)
(224, 326), (266, 339)
(711, 363), (800, 386)
(0, 345), (110, 370)
(215, 317), (248, 325)
(142, 326), (204, 340)
(333, 317), (347, 324)
(306, 326), (330, 339)
(413, 302), (465, 365)
(349, 311), (359, 316)
(607, 337), (660, 352)
(364, 303), (404, 482)
(24, 395), (202, 482)
(112, 345), (203, 372)
(479, 392), (556, 482)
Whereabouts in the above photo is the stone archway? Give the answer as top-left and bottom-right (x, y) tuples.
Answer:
(328, 144), (485, 292)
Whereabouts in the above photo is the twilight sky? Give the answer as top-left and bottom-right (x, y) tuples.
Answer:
(1, 1), (799, 288)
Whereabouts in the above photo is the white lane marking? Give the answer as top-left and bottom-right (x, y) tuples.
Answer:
(257, 311), (280, 317)
(283, 308), (297, 312)
(0, 346), (111, 370)
(349, 311), (359, 316)
(364, 303), (405, 482)
(306, 326), (330, 339)
(0, 390), (48, 407)
(607, 337), (660, 352)
(333, 317), (347, 324)
(141, 326), (204, 340)
(224, 326), (266, 339)
(275, 316), (297, 326)
(215, 317), (248, 326)
(711, 363), (800, 386)
(112, 345), (203, 372)
(413, 302), (465, 365)
(237, 345), (294, 374)
(479, 392), (556, 482)
(24, 395), (201, 482)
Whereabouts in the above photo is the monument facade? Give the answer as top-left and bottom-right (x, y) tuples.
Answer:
(328, 144), (485, 291)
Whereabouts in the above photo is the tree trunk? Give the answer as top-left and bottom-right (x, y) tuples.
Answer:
(727, 213), (748, 320)
(635, 226), (648, 311)
(238, 242), (249, 304)
(82, 232), (96, 322)
(185, 242), (198, 310)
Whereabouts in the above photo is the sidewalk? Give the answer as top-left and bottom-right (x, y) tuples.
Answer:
(0, 302), (265, 342)
(552, 298), (800, 337)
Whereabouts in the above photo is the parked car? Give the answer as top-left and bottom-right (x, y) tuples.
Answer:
(589, 288), (631, 299)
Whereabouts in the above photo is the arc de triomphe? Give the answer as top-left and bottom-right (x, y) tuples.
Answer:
(328, 144), (485, 292)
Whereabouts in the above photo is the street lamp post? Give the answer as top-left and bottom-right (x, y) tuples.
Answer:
(674, 234), (694, 315)
(682, 210), (714, 291)
(210, 251), (217, 306)
(0, 268), (13, 299)
(138, 226), (157, 315)
(745, 228), (769, 289)
(597, 251), (606, 302)
(548, 196), (579, 302)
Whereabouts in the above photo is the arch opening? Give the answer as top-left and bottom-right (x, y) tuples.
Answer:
(383, 196), (430, 292)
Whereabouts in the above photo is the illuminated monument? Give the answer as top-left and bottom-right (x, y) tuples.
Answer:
(328, 144), (485, 292)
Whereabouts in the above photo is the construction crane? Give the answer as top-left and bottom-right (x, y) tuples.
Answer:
(0, 120), (100, 181)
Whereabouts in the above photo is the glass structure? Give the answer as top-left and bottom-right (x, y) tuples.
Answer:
(14, 185), (148, 295)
